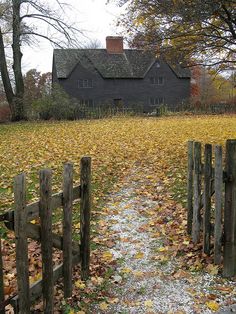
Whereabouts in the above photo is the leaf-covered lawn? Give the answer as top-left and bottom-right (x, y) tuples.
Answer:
(1, 115), (236, 211)
(1, 115), (236, 312)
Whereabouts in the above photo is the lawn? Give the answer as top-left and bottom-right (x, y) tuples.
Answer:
(0, 115), (236, 212)
(1, 115), (236, 312)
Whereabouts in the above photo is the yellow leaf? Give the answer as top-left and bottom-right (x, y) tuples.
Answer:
(75, 280), (86, 289)
(134, 251), (144, 259)
(206, 301), (220, 311)
(121, 268), (132, 274)
(99, 302), (109, 310)
(102, 251), (113, 261)
(74, 222), (80, 229)
(77, 311), (86, 314)
(158, 246), (168, 252)
(144, 300), (153, 307)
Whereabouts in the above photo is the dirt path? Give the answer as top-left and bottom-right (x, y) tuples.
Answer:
(90, 167), (236, 314)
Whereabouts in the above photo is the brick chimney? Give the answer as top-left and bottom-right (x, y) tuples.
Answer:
(106, 36), (124, 54)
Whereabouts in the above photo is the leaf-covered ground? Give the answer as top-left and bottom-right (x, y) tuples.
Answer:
(0, 115), (236, 313)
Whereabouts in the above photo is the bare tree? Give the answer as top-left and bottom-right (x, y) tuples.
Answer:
(0, 0), (82, 121)
(83, 38), (103, 49)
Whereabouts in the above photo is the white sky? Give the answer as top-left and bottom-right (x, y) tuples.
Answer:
(22, 0), (126, 73)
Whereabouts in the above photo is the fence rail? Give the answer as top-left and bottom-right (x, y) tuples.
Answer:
(0, 157), (91, 313)
(187, 140), (236, 277)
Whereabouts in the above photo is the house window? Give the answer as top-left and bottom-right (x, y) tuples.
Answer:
(79, 99), (94, 106)
(78, 79), (93, 88)
(150, 77), (164, 85)
(156, 61), (160, 68)
(149, 97), (165, 106)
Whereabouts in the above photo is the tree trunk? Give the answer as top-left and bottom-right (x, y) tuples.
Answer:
(0, 28), (14, 115)
(12, 0), (27, 121)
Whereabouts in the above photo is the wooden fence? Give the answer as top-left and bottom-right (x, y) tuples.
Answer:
(187, 140), (236, 277)
(0, 157), (91, 313)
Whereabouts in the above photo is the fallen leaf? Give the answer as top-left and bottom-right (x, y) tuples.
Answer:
(75, 280), (86, 289)
(144, 300), (153, 308)
(134, 251), (144, 259)
(206, 301), (220, 311)
(102, 251), (113, 261)
(99, 302), (109, 311)
(206, 264), (219, 276)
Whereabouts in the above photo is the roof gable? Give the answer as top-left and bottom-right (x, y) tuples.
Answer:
(53, 49), (191, 79)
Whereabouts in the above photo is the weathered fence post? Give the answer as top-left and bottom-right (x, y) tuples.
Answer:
(187, 140), (194, 235)
(0, 238), (5, 314)
(203, 144), (212, 255)
(192, 142), (202, 243)
(214, 145), (223, 265)
(63, 163), (73, 297)
(80, 157), (91, 280)
(223, 140), (236, 277)
(40, 169), (54, 313)
(14, 173), (30, 314)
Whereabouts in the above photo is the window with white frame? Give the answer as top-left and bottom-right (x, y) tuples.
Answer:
(78, 79), (93, 88)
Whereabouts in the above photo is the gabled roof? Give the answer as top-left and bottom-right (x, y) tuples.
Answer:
(53, 49), (191, 79)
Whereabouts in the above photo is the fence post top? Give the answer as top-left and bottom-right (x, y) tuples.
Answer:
(226, 139), (236, 144)
(81, 156), (92, 162)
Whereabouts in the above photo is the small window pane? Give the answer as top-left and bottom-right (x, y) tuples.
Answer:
(78, 79), (93, 88)
(158, 77), (164, 85)
(150, 76), (164, 85)
(149, 98), (154, 105)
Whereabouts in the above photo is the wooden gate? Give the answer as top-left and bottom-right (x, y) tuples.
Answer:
(0, 156), (91, 313)
(187, 140), (236, 277)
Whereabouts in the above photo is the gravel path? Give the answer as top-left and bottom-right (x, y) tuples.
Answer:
(91, 173), (236, 314)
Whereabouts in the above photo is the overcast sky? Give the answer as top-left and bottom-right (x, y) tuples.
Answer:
(22, 0), (125, 73)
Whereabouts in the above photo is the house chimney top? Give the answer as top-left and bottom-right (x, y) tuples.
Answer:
(106, 36), (124, 54)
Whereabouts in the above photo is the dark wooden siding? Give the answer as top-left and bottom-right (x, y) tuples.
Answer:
(55, 60), (190, 112)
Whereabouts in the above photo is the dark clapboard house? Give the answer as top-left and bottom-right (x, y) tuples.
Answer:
(52, 36), (191, 113)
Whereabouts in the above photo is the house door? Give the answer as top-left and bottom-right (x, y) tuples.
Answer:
(113, 98), (123, 108)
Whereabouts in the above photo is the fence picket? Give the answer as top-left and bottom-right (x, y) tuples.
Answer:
(63, 163), (73, 297)
(187, 140), (194, 235)
(39, 169), (54, 313)
(192, 142), (202, 243)
(214, 145), (223, 264)
(80, 157), (92, 280)
(223, 140), (236, 277)
(14, 173), (30, 314)
(0, 238), (5, 314)
(203, 144), (212, 255)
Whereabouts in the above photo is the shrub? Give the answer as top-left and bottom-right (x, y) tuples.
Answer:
(0, 106), (11, 122)
(33, 84), (77, 120)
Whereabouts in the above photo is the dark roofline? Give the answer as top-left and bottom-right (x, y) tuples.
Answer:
(53, 48), (191, 79)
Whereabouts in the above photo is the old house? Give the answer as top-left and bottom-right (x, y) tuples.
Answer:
(52, 36), (191, 112)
